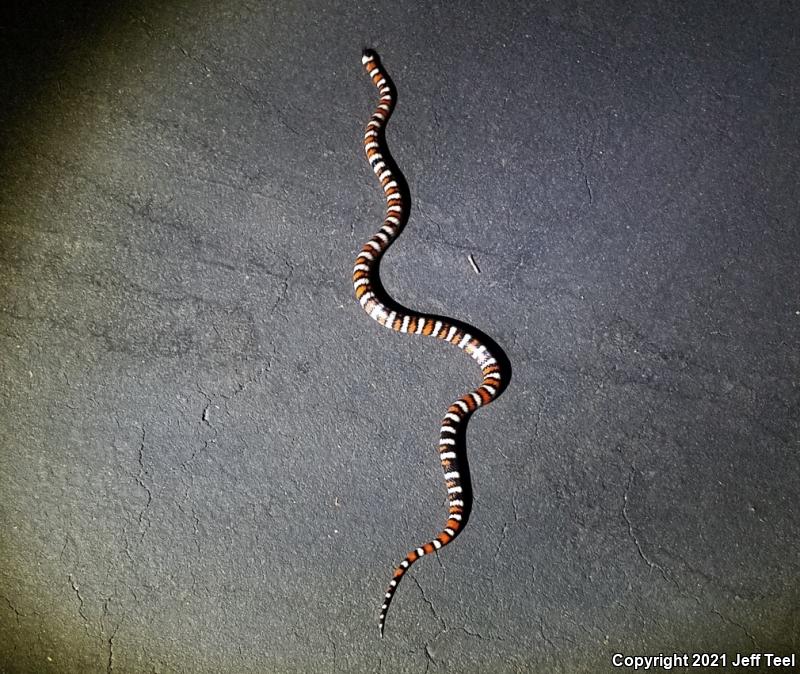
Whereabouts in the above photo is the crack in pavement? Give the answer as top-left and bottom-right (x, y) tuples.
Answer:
(538, 616), (556, 649)
(461, 625), (506, 642)
(710, 607), (759, 650)
(135, 425), (153, 542)
(408, 573), (447, 632)
(2, 595), (25, 623)
(68, 574), (89, 625)
(622, 467), (673, 586)
(106, 623), (119, 674)
(494, 490), (521, 564)
(423, 642), (437, 672)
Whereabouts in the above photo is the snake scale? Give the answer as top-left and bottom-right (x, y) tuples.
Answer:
(353, 50), (508, 635)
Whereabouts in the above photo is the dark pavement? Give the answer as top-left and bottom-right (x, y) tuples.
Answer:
(1, 1), (798, 672)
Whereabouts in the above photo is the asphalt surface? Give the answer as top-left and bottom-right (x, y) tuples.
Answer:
(1, 1), (798, 672)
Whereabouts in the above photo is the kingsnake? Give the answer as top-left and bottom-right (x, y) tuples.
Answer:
(354, 50), (507, 635)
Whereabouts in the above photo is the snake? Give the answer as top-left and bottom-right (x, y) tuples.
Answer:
(353, 49), (507, 635)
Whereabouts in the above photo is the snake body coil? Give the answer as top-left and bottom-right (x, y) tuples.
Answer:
(354, 50), (506, 635)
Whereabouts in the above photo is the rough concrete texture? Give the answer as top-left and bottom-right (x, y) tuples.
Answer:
(1, 1), (798, 672)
